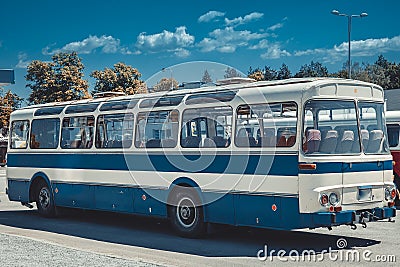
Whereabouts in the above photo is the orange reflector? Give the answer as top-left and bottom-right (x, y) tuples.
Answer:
(389, 202), (395, 207)
(391, 189), (397, 199)
(298, 163), (317, 170)
(393, 161), (396, 166)
(334, 206), (342, 212)
(329, 206), (334, 212)
(272, 204), (277, 212)
(142, 194), (147, 201)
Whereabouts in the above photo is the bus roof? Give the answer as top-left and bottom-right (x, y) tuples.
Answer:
(13, 78), (383, 116)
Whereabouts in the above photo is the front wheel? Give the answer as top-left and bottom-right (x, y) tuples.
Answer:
(168, 187), (206, 238)
(35, 180), (56, 217)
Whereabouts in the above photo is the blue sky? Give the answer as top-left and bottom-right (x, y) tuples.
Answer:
(1, 0), (399, 100)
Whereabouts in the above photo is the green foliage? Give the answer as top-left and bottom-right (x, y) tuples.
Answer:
(276, 63), (292, 80)
(201, 70), (213, 83)
(152, 77), (179, 92)
(247, 55), (400, 89)
(224, 67), (242, 78)
(91, 62), (147, 95)
(295, 61), (329, 78)
(26, 52), (91, 104)
(0, 90), (23, 128)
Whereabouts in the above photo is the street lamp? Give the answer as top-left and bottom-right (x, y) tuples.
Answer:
(161, 67), (174, 90)
(331, 10), (368, 79)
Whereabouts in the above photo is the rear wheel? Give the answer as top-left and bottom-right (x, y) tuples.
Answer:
(35, 180), (56, 217)
(168, 187), (206, 238)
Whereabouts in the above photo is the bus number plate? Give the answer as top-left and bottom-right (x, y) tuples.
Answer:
(358, 187), (372, 201)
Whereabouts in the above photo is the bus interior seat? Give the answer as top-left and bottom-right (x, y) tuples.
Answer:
(182, 136), (201, 148)
(360, 129), (370, 151)
(236, 128), (257, 147)
(70, 140), (82, 149)
(258, 128), (276, 147)
(212, 136), (227, 147)
(366, 129), (383, 153)
(319, 130), (338, 153)
(201, 138), (216, 148)
(160, 138), (176, 148)
(305, 129), (321, 153)
(336, 130), (354, 153)
(367, 124), (378, 131)
(276, 128), (295, 147)
(146, 139), (161, 148)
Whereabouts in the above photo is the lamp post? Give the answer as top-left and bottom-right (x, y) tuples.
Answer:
(331, 10), (368, 79)
(161, 67), (174, 90)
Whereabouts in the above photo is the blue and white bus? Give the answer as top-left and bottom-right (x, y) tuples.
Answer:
(6, 78), (396, 237)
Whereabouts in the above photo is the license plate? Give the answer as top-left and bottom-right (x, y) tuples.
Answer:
(358, 186), (372, 201)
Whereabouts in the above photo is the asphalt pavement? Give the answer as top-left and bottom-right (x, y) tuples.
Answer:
(0, 167), (399, 266)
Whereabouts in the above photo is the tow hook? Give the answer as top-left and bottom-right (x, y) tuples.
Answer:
(350, 224), (357, 230)
(359, 212), (368, 228)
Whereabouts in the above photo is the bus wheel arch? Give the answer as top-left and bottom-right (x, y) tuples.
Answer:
(29, 173), (56, 217)
(167, 179), (206, 238)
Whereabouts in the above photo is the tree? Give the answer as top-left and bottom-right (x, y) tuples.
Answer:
(263, 66), (277, 81)
(91, 62), (147, 95)
(0, 90), (23, 129)
(224, 67), (242, 78)
(247, 68), (264, 81)
(26, 52), (91, 104)
(201, 70), (213, 83)
(295, 61), (329, 78)
(152, 77), (179, 92)
(276, 63), (292, 80)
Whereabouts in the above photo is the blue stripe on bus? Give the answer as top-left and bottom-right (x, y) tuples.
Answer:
(7, 153), (300, 176)
(299, 161), (392, 174)
(7, 153), (392, 175)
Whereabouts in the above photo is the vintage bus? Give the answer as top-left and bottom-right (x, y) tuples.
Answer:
(6, 78), (396, 237)
(385, 110), (400, 205)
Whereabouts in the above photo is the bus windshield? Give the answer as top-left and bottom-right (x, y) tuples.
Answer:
(303, 100), (389, 155)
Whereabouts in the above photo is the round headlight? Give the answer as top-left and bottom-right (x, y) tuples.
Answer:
(329, 192), (339, 205)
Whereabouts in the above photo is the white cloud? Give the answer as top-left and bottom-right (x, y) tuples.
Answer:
(261, 44), (291, 59)
(42, 35), (130, 55)
(174, 48), (190, 58)
(198, 27), (267, 53)
(198, 11), (225, 23)
(15, 52), (30, 68)
(225, 12), (264, 27)
(268, 22), (284, 31)
(294, 35), (400, 63)
(136, 26), (195, 55)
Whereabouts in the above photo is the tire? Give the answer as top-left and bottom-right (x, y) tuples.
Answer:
(168, 187), (206, 238)
(35, 180), (56, 217)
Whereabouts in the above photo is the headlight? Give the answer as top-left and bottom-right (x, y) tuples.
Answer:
(329, 192), (339, 205)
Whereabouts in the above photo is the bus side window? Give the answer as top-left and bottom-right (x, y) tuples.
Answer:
(61, 116), (94, 149)
(387, 124), (400, 147)
(96, 113), (134, 149)
(30, 118), (60, 149)
(10, 120), (29, 149)
(135, 110), (179, 148)
(181, 106), (232, 148)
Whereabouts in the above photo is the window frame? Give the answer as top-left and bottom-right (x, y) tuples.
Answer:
(95, 112), (134, 149)
(235, 101), (298, 148)
(60, 115), (95, 149)
(10, 120), (30, 149)
(30, 118), (61, 149)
